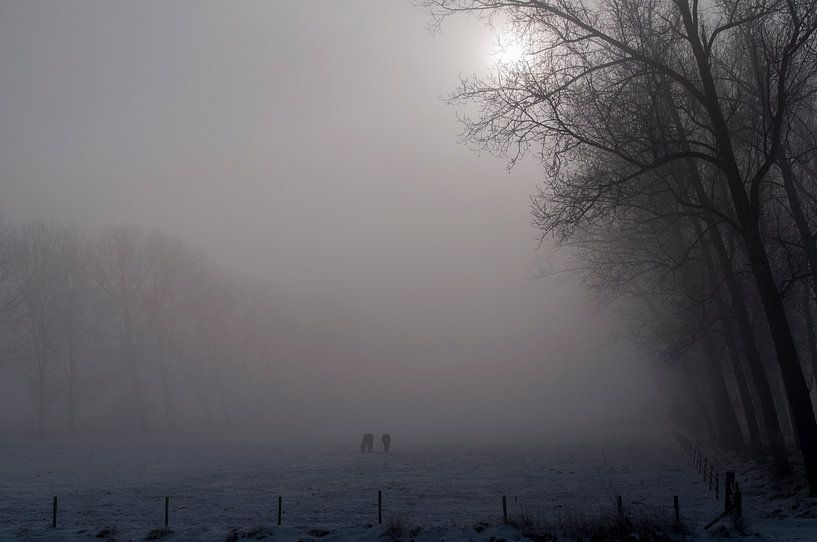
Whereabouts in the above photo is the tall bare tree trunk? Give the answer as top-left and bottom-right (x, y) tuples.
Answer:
(703, 336), (746, 451)
(684, 366), (719, 442)
(691, 218), (767, 451)
(660, 76), (785, 453)
(723, 317), (763, 450)
(803, 290), (817, 392)
(678, 2), (817, 490)
(778, 158), (817, 392)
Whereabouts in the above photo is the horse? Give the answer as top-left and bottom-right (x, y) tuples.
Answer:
(360, 433), (374, 453)
(381, 433), (391, 453)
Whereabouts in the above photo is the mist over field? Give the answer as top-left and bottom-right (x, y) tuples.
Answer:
(0, 1), (659, 444)
(2, 1), (817, 540)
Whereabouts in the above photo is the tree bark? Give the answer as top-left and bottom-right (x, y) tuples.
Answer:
(703, 335), (746, 451)
(658, 71), (785, 453)
(802, 288), (817, 392)
(684, 365), (719, 442)
(722, 317), (763, 450)
(679, 0), (817, 492)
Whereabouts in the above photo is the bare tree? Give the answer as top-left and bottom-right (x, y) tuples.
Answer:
(52, 228), (93, 434)
(425, 0), (817, 492)
(0, 219), (289, 434)
(12, 223), (72, 435)
(88, 227), (153, 432)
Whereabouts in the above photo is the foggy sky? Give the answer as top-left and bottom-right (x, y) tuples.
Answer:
(0, 1), (661, 441)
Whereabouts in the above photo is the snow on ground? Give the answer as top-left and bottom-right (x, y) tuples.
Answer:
(689, 440), (817, 520)
(0, 431), (815, 540)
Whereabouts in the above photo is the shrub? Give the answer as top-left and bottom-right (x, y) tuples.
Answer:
(145, 527), (173, 540)
(224, 526), (273, 542)
(384, 514), (420, 541)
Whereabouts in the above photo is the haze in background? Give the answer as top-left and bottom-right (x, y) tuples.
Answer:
(0, 1), (662, 443)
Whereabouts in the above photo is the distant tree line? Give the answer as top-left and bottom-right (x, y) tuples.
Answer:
(0, 220), (278, 435)
(426, 0), (817, 493)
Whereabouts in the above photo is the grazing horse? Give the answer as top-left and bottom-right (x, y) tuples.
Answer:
(381, 433), (391, 453)
(360, 433), (374, 453)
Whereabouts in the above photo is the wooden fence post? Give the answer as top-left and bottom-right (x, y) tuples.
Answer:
(616, 495), (623, 517)
(378, 490), (382, 524)
(277, 496), (282, 526)
(715, 472), (720, 500)
(164, 496), (169, 527)
(734, 483), (743, 522)
(724, 471), (735, 514)
(673, 496), (680, 524)
(502, 495), (508, 524)
(51, 496), (57, 528)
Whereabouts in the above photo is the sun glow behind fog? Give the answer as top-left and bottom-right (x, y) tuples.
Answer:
(494, 32), (528, 65)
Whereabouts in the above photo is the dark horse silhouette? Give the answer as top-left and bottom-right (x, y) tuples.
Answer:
(381, 433), (391, 453)
(360, 433), (374, 453)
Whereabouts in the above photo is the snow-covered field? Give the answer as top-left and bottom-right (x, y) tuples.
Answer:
(1, 432), (815, 540)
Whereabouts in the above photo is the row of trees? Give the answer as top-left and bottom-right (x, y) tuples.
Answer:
(426, 0), (817, 493)
(0, 220), (279, 435)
